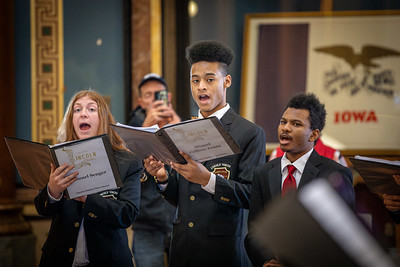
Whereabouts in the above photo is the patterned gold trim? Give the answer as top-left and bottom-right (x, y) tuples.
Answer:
(30, 0), (64, 144)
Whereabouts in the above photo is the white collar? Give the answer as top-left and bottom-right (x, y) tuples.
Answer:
(281, 148), (313, 174)
(197, 103), (230, 120)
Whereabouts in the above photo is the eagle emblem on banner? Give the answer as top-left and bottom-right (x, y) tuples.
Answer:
(315, 45), (400, 70)
(314, 44), (400, 97)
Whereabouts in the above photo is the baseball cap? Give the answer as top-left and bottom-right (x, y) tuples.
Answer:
(138, 73), (167, 90)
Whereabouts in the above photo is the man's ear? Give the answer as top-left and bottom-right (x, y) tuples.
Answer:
(224, 75), (232, 89)
(309, 129), (320, 142)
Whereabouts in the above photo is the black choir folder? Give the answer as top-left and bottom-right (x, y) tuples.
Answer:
(4, 134), (122, 199)
(350, 156), (400, 195)
(251, 179), (398, 267)
(111, 116), (242, 165)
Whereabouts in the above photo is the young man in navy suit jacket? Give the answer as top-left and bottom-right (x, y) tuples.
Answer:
(245, 93), (355, 267)
(143, 40), (266, 267)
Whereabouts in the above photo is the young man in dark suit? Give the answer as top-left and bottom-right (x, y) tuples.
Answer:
(245, 93), (355, 267)
(144, 40), (266, 267)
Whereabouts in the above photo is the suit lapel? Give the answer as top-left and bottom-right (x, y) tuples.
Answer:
(298, 150), (321, 189)
(219, 108), (235, 132)
(269, 162), (282, 198)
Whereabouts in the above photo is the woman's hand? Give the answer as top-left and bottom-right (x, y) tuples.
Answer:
(48, 163), (79, 199)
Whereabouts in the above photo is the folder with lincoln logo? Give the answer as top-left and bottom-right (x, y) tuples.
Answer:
(4, 134), (122, 199)
(111, 116), (242, 165)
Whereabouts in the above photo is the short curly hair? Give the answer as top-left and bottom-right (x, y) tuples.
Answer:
(285, 93), (326, 131)
(185, 40), (234, 75)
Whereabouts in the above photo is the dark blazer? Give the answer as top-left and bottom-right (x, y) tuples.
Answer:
(245, 150), (355, 267)
(34, 150), (142, 267)
(160, 108), (266, 267)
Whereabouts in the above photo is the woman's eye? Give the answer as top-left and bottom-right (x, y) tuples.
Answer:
(74, 108), (81, 112)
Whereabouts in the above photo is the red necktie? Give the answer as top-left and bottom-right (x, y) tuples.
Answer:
(282, 165), (297, 196)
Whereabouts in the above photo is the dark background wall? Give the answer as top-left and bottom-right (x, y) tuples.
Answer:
(63, 0), (126, 122)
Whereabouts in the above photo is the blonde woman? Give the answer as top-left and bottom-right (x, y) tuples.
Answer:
(35, 90), (142, 267)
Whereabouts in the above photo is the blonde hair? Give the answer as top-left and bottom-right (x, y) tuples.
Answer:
(57, 90), (129, 152)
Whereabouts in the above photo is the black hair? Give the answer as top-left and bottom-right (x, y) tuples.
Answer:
(285, 93), (326, 131)
(185, 40), (234, 75)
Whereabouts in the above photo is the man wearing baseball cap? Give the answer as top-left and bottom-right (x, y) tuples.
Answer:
(128, 73), (180, 128)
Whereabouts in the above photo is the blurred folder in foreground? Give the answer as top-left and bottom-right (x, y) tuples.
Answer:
(252, 179), (398, 267)
(350, 156), (400, 195)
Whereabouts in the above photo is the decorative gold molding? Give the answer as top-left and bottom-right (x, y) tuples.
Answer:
(30, 0), (64, 144)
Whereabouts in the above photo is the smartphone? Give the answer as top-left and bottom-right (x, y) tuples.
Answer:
(154, 90), (168, 105)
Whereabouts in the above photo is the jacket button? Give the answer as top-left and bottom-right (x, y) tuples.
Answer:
(189, 195), (195, 201)
(188, 222), (194, 228)
(220, 196), (230, 202)
(68, 248), (74, 253)
(74, 222), (80, 228)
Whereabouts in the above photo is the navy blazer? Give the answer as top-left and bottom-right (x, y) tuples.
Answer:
(160, 108), (266, 267)
(34, 150), (142, 267)
(245, 150), (355, 267)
